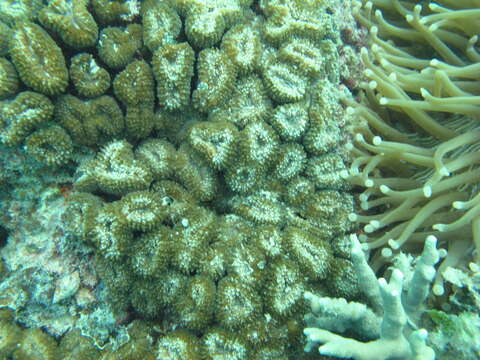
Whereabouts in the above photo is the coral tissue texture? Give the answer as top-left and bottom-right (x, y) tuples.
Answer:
(0, 0), (364, 359)
(345, 0), (480, 296)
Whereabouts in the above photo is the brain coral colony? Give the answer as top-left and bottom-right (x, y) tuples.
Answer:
(0, 0), (364, 359)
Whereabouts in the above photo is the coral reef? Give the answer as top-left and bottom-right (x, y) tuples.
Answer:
(427, 310), (480, 360)
(113, 60), (155, 140)
(0, 0), (405, 359)
(141, 0), (181, 52)
(344, 0), (480, 295)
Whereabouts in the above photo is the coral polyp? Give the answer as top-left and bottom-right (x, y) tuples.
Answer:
(10, 22), (69, 95)
(39, 0), (98, 49)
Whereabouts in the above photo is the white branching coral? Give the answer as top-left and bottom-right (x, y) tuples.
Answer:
(304, 234), (439, 360)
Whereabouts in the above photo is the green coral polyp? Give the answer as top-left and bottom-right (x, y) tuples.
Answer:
(92, 0), (140, 24)
(113, 60), (155, 140)
(82, 140), (153, 196)
(273, 143), (307, 182)
(0, 0), (44, 26)
(224, 160), (263, 194)
(142, 1), (181, 52)
(305, 153), (350, 190)
(0, 91), (54, 146)
(230, 190), (284, 225)
(222, 23), (262, 74)
(63, 192), (103, 244)
(279, 38), (323, 76)
(193, 48), (237, 113)
(129, 226), (171, 277)
(215, 278), (262, 329)
(190, 9), (228, 48)
(175, 275), (216, 330)
(263, 62), (307, 103)
(152, 42), (195, 111)
(0, 58), (19, 100)
(261, 0), (329, 45)
(284, 226), (332, 280)
(156, 330), (202, 360)
(91, 203), (133, 260)
(326, 258), (359, 299)
(25, 125), (73, 166)
(284, 176), (315, 206)
(70, 53), (111, 98)
(10, 22), (69, 95)
(265, 258), (304, 317)
(175, 144), (219, 202)
(119, 191), (166, 231)
(97, 24), (142, 70)
(241, 120), (279, 167)
(39, 0), (98, 48)
(209, 75), (273, 130)
(202, 327), (248, 360)
(135, 139), (176, 180)
(270, 102), (309, 142)
(0, 21), (12, 56)
(55, 95), (124, 147)
(188, 121), (239, 170)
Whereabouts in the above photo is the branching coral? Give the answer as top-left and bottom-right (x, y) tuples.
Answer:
(344, 0), (480, 294)
(304, 234), (439, 360)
